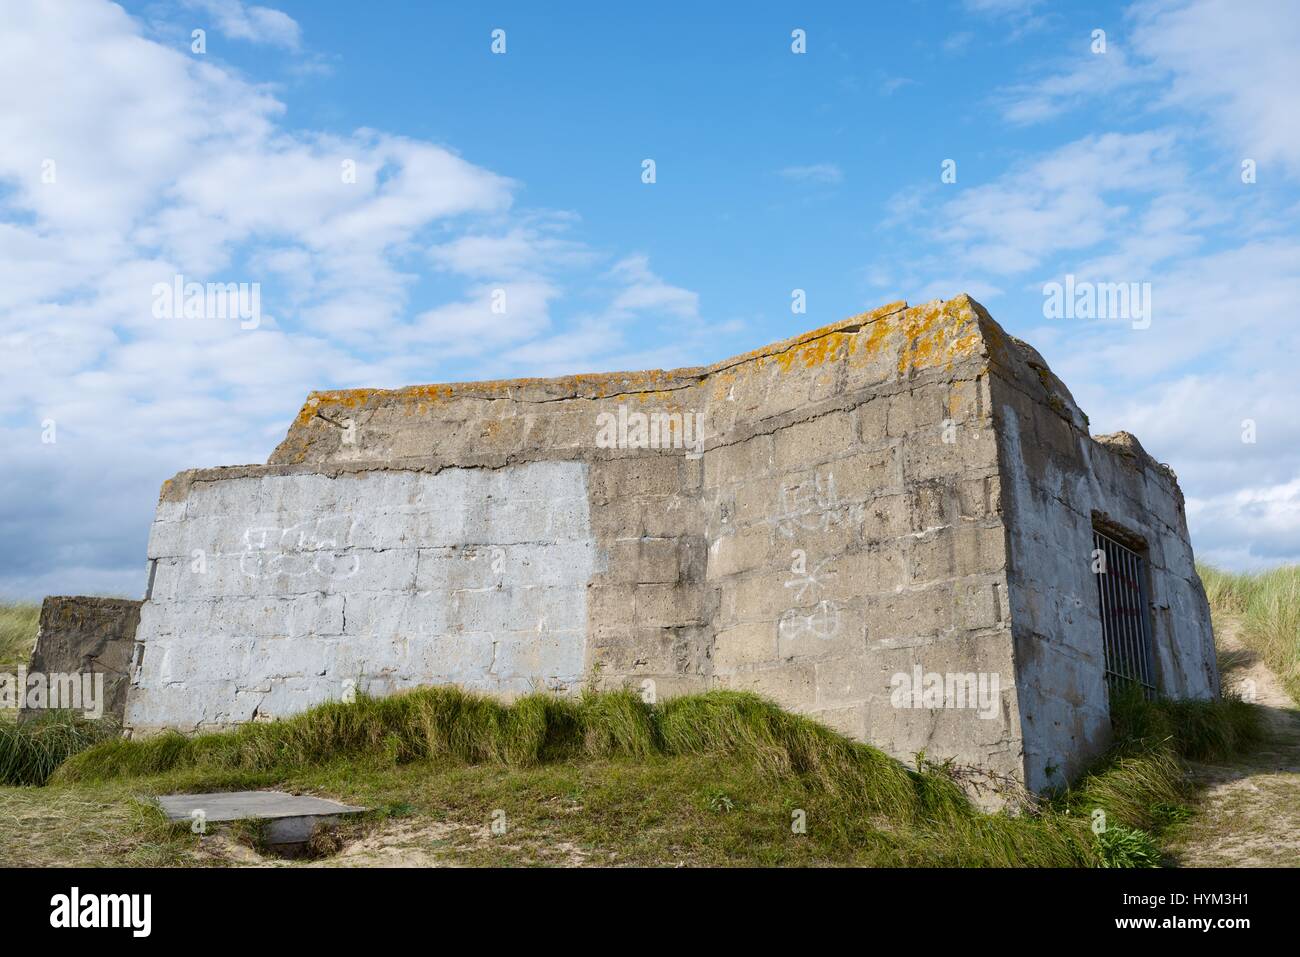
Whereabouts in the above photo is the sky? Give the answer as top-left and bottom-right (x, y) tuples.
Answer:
(2, 0), (1299, 600)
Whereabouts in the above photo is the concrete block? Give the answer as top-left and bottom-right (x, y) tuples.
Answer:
(774, 410), (857, 470)
(713, 621), (778, 672)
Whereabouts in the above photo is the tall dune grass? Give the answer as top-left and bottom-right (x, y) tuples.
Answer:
(0, 603), (39, 671)
(1199, 564), (1300, 703)
(0, 713), (117, 786)
(56, 688), (963, 822)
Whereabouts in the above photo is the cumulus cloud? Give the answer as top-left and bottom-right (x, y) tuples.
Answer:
(1189, 479), (1300, 570)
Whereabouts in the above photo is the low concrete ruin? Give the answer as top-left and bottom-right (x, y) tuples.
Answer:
(113, 295), (1217, 793)
(19, 596), (140, 724)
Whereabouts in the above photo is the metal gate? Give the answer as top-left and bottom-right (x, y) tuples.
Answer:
(1093, 529), (1156, 699)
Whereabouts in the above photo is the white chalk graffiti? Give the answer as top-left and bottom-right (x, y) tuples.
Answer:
(784, 555), (837, 603)
(239, 517), (360, 579)
(779, 544), (841, 642)
(778, 599), (840, 642)
(771, 474), (843, 539)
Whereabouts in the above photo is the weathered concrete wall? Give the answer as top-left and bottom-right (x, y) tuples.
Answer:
(122, 294), (1217, 796)
(22, 596), (140, 724)
(699, 364), (1019, 778)
(984, 325), (1217, 791)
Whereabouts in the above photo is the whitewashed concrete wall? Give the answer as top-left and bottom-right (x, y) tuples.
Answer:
(125, 461), (598, 731)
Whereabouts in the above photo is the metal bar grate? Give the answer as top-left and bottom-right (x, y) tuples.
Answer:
(1093, 529), (1156, 699)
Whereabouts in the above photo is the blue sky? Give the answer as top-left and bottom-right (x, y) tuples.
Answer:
(2, 0), (1299, 599)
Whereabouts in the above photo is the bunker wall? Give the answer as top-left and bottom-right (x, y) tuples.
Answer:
(988, 348), (1217, 792)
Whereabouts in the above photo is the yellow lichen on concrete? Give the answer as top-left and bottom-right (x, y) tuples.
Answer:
(775, 330), (853, 372)
(711, 300), (906, 378)
(881, 297), (988, 376)
(850, 299), (971, 375)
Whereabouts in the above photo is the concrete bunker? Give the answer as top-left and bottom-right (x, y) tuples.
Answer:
(104, 295), (1216, 795)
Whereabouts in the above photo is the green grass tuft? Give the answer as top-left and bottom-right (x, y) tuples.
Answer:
(1051, 687), (1262, 862)
(1095, 823), (1163, 868)
(0, 712), (117, 786)
(1108, 681), (1263, 761)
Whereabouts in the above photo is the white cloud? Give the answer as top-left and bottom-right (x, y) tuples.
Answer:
(873, 117), (1300, 571)
(932, 131), (1182, 275)
(943, 32), (975, 53)
(404, 281), (560, 358)
(964, 0), (1040, 12)
(998, 45), (1150, 125)
(608, 255), (700, 320)
(1189, 478), (1300, 569)
(183, 0), (302, 51)
(879, 76), (914, 96)
(778, 163), (844, 186)
(994, 0), (1300, 177)
(1130, 0), (1300, 176)
(961, 0), (1049, 35)
(428, 219), (593, 279)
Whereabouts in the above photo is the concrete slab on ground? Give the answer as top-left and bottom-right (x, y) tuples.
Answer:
(157, 790), (365, 823)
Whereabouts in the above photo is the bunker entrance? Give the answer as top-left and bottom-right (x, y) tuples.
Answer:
(1093, 528), (1156, 701)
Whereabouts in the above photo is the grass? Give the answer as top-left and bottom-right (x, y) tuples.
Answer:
(1062, 684), (1261, 833)
(1200, 564), (1300, 702)
(0, 683), (1250, 868)
(55, 688), (963, 824)
(0, 712), (118, 786)
(0, 602), (39, 672)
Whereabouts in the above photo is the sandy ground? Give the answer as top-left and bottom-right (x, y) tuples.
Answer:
(188, 816), (594, 867)
(1168, 620), (1300, 867)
